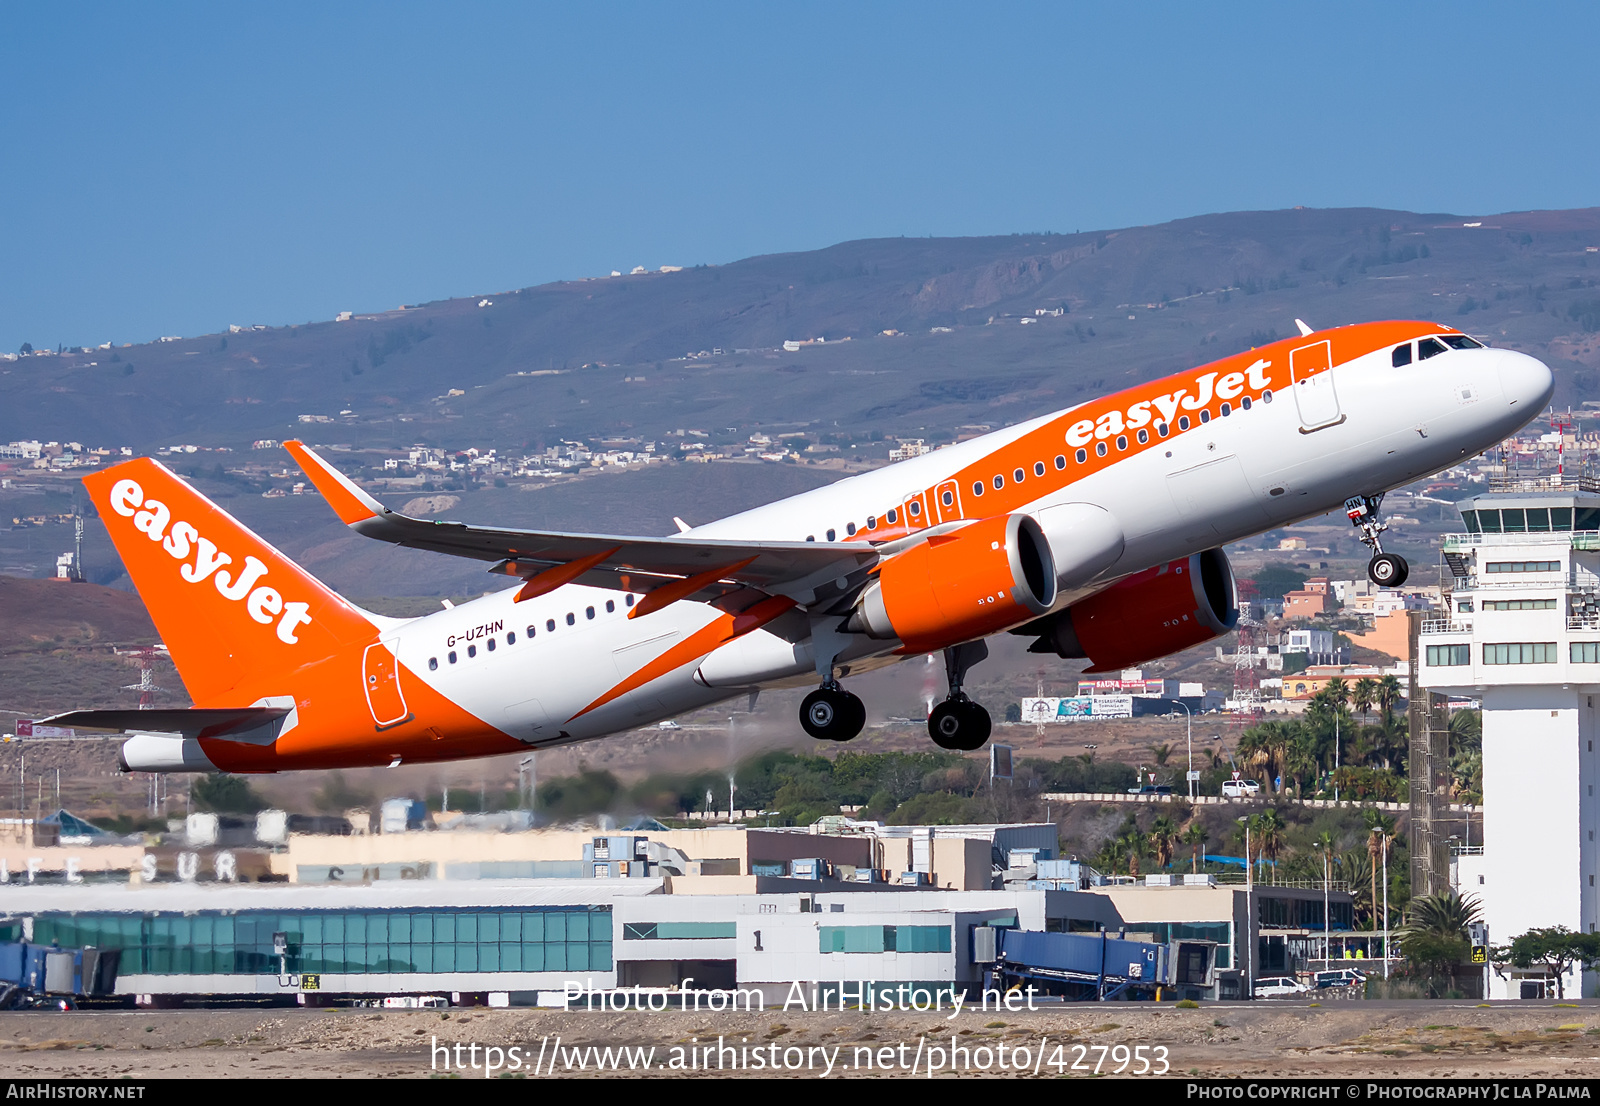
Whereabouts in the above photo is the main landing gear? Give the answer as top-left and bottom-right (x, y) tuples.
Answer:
(800, 681), (866, 742)
(1345, 494), (1409, 587)
(928, 641), (992, 752)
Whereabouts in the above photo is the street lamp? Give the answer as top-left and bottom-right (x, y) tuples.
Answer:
(1171, 699), (1195, 800)
(1237, 815), (1254, 999)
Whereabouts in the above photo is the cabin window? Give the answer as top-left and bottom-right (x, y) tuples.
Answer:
(527, 626), (537, 638)
(941, 490), (954, 506)
(1157, 422), (1170, 436)
(1054, 455), (1066, 470)
(846, 522), (857, 535)
(467, 644), (477, 658)
(586, 606), (596, 620)
(1220, 403), (1231, 417)
(626, 594), (636, 607)
(1179, 416), (1191, 431)
(448, 651), (457, 664)
(972, 481), (984, 496)
(993, 474), (1004, 490)
(429, 657), (438, 671)
(1034, 461), (1046, 477)
(886, 508), (898, 524)
(1095, 442), (1108, 457)
(1013, 467), (1025, 483)
(1116, 435), (1128, 450)
(507, 631), (516, 644)
(908, 501), (921, 517)
(1075, 448), (1088, 463)
(1136, 429), (1149, 445)
(486, 638), (496, 652)
(866, 515), (877, 530)
(1199, 410), (1211, 424)
(606, 599), (616, 613)
(566, 612), (576, 626)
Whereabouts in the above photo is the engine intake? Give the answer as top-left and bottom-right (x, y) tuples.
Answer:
(849, 514), (1057, 654)
(1024, 548), (1237, 672)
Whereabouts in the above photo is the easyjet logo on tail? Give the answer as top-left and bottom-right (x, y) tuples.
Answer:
(108, 478), (313, 645)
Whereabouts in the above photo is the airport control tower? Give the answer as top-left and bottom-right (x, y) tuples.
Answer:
(1418, 475), (1600, 999)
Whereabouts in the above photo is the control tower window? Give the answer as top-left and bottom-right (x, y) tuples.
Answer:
(1578, 508), (1600, 531)
(1552, 507), (1574, 530)
(1461, 510), (1480, 533)
(1501, 508), (1526, 533)
(1392, 344), (1413, 367)
(1476, 510), (1501, 534)
(1418, 337), (1448, 360)
(1526, 508), (1552, 532)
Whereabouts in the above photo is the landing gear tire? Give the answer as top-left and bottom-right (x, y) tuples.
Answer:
(800, 686), (865, 742)
(1368, 553), (1409, 587)
(928, 696), (992, 751)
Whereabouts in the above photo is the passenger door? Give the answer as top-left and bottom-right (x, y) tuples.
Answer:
(362, 638), (411, 729)
(1289, 340), (1344, 431)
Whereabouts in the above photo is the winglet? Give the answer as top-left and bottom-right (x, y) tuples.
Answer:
(284, 440), (387, 525)
(1294, 318), (1314, 337)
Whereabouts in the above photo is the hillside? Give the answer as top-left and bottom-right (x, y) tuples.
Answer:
(5, 205), (1600, 454)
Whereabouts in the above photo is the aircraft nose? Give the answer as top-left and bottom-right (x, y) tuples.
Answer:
(1498, 349), (1555, 411)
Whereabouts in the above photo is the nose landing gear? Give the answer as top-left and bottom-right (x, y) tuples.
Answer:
(928, 641), (992, 751)
(1345, 494), (1409, 587)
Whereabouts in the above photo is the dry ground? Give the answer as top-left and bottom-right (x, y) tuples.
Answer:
(4, 1001), (1600, 1079)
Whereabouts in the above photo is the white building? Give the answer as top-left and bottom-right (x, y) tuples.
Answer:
(1418, 482), (1600, 999)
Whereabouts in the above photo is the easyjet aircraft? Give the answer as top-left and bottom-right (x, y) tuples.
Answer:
(46, 319), (1552, 774)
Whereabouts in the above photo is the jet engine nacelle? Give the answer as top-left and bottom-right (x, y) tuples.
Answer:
(849, 513), (1058, 654)
(1024, 548), (1238, 672)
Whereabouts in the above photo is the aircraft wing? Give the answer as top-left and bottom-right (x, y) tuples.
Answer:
(285, 441), (877, 605)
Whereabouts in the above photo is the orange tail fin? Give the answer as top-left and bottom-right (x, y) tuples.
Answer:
(82, 458), (377, 705)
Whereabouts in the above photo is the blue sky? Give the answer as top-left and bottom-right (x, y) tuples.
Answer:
(4, 2), (1597, 351)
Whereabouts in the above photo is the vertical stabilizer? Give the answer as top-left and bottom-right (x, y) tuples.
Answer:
(82, 458), (375, 704)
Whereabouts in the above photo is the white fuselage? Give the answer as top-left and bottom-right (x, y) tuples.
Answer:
(382, 339), (1552, 748)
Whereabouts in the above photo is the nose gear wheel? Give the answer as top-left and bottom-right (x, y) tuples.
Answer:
(1345, 494), (1409, 586)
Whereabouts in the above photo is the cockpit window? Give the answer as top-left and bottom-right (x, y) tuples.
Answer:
(1392, 343), (1413, 367)
(1418, 337), (1448, 360)
(1441, 334), (1484, 350)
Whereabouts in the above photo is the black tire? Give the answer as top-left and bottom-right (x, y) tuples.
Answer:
(800, 687), (865, 741)
(1368, 553), (1409, 587)
(928, 697), (992, 751)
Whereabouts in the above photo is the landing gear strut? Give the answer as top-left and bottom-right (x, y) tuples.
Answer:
(928, 641), (992, 751)
(800, 681), (865, 742)
(1345, 494), (1409, 587)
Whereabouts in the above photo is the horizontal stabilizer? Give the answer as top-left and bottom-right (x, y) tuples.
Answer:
(37, 708), (291, 740)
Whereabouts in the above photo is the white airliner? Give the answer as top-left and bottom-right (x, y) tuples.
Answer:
(46, 319), (1552, 774)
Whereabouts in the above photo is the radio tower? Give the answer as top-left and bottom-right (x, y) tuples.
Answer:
(1232, 579), (1263, 725)
(122, 646), (165, 709)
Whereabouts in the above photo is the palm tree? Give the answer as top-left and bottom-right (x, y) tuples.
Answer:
(1182, 822), (1209, 873)
(1376, 674), (1404, 721)
(1352, 677), (1378, 723)
(1338, 849), (1376, 926)
(1398, 891), (1481, 995)
(1327, 677), (1351, 710)
(1151, 743), (1172, 767)
(1149, 814), (1179, 869)
(1255, 808), (1288, 871)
